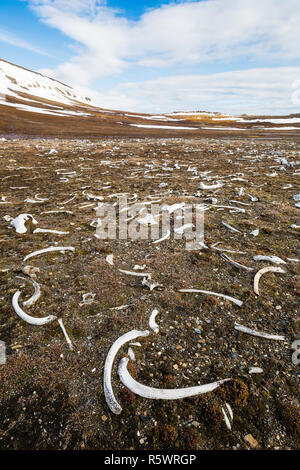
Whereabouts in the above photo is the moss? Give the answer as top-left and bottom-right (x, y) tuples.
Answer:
(217, 379), (249, 407)
(278, 402), (300, 439)
(181, 427), (200, 450)
(201, 401), (223, 429)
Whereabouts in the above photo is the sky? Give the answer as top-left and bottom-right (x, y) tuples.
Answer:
(0, 0), (300, 114)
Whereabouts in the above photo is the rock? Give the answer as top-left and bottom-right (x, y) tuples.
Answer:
(244, 434), (258, 448)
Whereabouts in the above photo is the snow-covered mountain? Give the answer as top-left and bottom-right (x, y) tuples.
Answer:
(0, 59), (97, 116)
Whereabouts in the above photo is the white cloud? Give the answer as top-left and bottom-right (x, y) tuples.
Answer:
(25, 1), (300, 114)
(87, 67), (300, 115)
(28, 0), (300, 85)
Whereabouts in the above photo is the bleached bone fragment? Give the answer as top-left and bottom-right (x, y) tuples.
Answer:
(149, 308), (160, 333)
(291, 225), (300, 229)
(234, 323), (285, 341)
(214, 205), (245, 213)
(79, 293), (96, 306)
(295, 202), (300, 209)
(179, 289), (243, 307)
(22, 266), (40, 280)
(253, 255), (286, 265)
(24, 198), (45, 204)
(33, 228), (69, 235)
(142, 277), (163, 291)
(134, 264), (146, 270)
(293, 194), (300, 202)
(253, 266), (286, 295)
(247, 194), (258, 202)
(118, 358), (230, 401)
(222, 222), (241, 234)
(200, 182), (223, 190)
(23, 278), (41, 308)
(249, 367), (263, 374)
(24, 246), (75, 261)
(287, 258), (300, 263)
(106, 254), (114, 266)
(119, 269), (151, 279)
(221, 253), (254, 272)
(238, 188), (244, 197)
(211, 244), (246, 255)
(250, 229), (259, 236)
(11, 214), (38, 234)
(104, 330), (150, 414)
(12, 291), (57, 326)
(222, 403), (233, 430)
(127, 348), (135, 361)
(0, 341), (6, 365)
(58, 318), (73, 351)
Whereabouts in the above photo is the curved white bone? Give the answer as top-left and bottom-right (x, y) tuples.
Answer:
(234, 323), (285, 341)
(179, 289), (243, 307)
(118, 357), (230, 400)
(12, 291), (57, 326)
(23, 278), (41, 308)
(149, 308), (160, 333)
(104, 330), (150, 414)
(253, 255), (286, 265)
(119, 269), (151, 278)
(221, 253), (254, 272)
(253, 266), (286, 295)
(24, 246), (75, 261)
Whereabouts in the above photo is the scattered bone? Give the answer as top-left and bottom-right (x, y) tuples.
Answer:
(24, 246), (75, 261)
(127, 348), (136, 361)
(33, 228), (69, 235)
(119, 269), (151, 278)
(106, 254), (114, 266)
(12, 291), (57, 326)
(200, 182), (223, 190)
(234, 323), (285, 341)
(23, 278), (41, 308)
(22, 265), (40, 279)
(250, 229), (259, 236)
(58, 318), (74, 351)
(104, 330), (150, 414)
(149, 308), (160, 333)
(253, 266), (286, 295)
(142, 276), (163, 291)
(179, 289), (243, 307)
(253, 255), (286, 265)
(11, 214), (38, 234)
(222, 403), (233, 430)
(249, 367), (263, 374)
(222, 222), (241, 234)
(220, 253), (254, 271)
(79, 293), (96, 306)
(118, 357), (231, 401)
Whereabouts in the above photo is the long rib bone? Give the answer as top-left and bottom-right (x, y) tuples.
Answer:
(234, 323), (285, 341)
(179, 289), (243, 307)
(12, 291), (57, 326)
(118, 357), (230, 400)
(253, 266), (286, 295)
(221, 253), (254, 272)
(104, 330), (150, 414)
(24, 246), (75, 261)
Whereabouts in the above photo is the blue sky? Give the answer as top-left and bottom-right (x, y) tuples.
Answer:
(1, 0), (300, 114)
